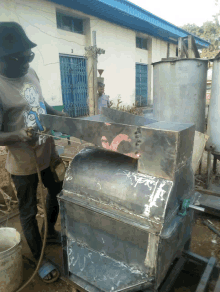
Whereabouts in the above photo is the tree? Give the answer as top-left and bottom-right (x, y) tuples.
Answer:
(181, 16), (220, 58)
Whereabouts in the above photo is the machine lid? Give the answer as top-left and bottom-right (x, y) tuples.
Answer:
(62, 147), (174, 232)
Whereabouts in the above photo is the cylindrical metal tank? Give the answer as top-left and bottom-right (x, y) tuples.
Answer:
(153, 59), (208, 133)
(207, 57), (220, 153)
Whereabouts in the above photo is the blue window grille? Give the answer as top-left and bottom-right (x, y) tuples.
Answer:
(59, 55), (89, 117)
(136, 64), (148, 107)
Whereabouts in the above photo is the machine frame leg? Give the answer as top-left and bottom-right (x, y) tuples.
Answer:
(156, 251), (216, 292)
(158, 257), (186, 292)
(206, 150), (212, 188)
(195, 257), (216, 292)
(213, 156), (218, 174)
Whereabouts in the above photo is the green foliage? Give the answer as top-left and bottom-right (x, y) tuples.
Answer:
(181, 14), (220, 58)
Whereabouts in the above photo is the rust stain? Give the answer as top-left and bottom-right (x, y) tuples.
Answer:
(101, 134), (131, 151)
(101, 134), (140, 158)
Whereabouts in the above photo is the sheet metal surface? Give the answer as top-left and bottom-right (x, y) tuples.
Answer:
(207, 57), (220, 153)
(42, 108), (196, 291)
(63, 147), (173, 230)
(40, 109), (195, 180)
(59, 145), (194, 290)
(153, 58), (208, 133)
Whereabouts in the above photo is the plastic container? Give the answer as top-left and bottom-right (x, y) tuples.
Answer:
(0, 228), (23, 292)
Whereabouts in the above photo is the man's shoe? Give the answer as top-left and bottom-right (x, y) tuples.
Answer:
(38, 259), (60, 283)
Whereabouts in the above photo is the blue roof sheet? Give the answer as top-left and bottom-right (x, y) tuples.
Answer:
(50, 0), (210, 48)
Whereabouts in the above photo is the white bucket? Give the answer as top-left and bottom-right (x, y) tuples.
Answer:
(0, 228), (23, 292)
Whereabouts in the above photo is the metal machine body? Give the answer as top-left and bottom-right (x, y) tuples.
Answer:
(207, 56), (220, 154)
(153, 58), (208, 133)
(40, 108), (195, 292)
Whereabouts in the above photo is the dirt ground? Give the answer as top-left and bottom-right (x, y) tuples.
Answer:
(0, 146), (8, 189)
(1, 141), (220, 292)
(192, 151), (220, 263)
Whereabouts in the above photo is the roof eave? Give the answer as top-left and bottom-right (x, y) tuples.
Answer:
(49, 0), (210, 49)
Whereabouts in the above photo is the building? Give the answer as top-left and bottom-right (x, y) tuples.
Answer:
(1, 0), (210, 116)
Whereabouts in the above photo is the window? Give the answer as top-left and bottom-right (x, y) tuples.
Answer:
(56, 12), (83, 34)
(136, 37), (148, 50)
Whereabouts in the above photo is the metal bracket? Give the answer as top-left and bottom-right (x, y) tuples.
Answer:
(178, 199), (205, 216)
(178, 199), (190, 217)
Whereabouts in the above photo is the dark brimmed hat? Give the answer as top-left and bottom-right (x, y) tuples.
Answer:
(0, 22), (37, 58)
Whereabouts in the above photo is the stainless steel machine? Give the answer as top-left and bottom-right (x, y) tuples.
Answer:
(40, 108), (196, 292)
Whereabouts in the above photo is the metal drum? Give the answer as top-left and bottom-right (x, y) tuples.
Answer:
(153, 58), (208, 133)
(207, 56), (220, 153)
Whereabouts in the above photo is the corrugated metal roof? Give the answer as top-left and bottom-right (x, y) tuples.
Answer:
(50, 0), (210, 48)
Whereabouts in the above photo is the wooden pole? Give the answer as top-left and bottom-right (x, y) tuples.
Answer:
(188, 35), (194, 58)
(85, 31), (105, 116)
(178, 38), (188, 58)
(92, 31), (98, 115)
(87, 56), (95, 116)
(188, 35), (200, 58)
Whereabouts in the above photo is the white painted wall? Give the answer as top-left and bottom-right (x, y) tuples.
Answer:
(152, 38), (167, 63)
(135, 48), (148, 64)
(1, 0), (177, 109)
(170, 43), (177, 58)
(92, 20), (151, 107)
(91, 18), (136, 107)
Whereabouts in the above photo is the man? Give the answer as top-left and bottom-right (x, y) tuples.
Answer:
(0, 22), (67, 282)
(97, 82), (110, 114)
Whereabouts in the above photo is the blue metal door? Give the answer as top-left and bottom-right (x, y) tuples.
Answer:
(136, 64), (148, 107)
(60, 55), (88, 117)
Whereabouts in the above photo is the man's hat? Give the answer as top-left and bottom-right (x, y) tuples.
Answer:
(0, 22), (37, 58)
(98, 82), (105, 87)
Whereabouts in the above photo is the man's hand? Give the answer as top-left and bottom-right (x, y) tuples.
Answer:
(0, 128), (39, 146)
(12, 128), (38, 143)
(58, 111), (69, 117)
(13, 129), (32, 142)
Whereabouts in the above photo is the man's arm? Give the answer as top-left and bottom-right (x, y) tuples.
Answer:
(0, 102), (33, 146)
(0, 130), (32, 146)
(44, 101), (69, 117)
